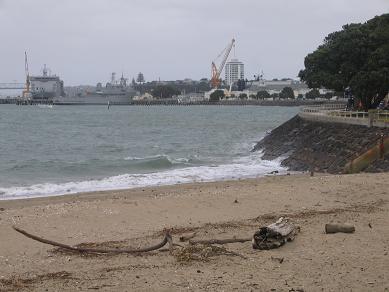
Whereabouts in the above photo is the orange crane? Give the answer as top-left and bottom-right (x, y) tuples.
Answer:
(22, 51), (30, 98)
(210, 38), (235, 88)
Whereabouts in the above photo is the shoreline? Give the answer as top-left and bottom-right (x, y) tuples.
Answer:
(0, 154), (288, 201)
(0, 172), (388, 291)
(0, 173), (296, 207)
(1, 99), (345, 106)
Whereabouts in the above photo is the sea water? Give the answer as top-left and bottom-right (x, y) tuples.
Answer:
(0, 105), (298, 199)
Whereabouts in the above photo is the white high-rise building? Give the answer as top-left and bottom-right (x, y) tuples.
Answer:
(225, 59), (244, 86)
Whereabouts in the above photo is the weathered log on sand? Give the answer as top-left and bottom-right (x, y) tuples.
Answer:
(252, 217), (299, 250)
(12, 226), (172, 254)
(325, 223), (355, 234)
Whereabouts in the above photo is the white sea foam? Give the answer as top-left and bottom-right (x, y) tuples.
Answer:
(0, 154), (286, 200)
(124, 155), (164, 161)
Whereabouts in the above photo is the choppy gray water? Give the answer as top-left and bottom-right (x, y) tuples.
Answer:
(0, 105), (298, 199)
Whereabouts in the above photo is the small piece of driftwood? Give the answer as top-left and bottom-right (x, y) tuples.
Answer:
(325, 223), (355, 234)
(252, 217), (299, 250)
(12, 226), (171, 254)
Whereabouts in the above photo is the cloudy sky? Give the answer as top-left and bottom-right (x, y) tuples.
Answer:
(0, 0), (388, 85)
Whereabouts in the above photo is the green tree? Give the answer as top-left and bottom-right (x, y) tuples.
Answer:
(151, 85), (180, 99)
(322, 92), (334, 99)
(305, 89), (321, 99)
(209, 90), (225, 102)
(256, 90), (271, 100)
(298, 14), (389, 110)
(239, 93), (248, 99)
(279, 87), (295, 99)
(237, 79), (246, 91)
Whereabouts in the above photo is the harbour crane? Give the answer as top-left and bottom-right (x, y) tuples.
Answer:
(210, 38), (235, 88)
(22, 51), (30, 98)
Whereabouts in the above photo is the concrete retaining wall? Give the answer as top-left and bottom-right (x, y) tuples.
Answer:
(253, 115), (389, 173)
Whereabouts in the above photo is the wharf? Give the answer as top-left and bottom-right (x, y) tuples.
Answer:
(54, 99), (345, 107)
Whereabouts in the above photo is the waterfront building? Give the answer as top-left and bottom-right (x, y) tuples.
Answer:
(225, 59), (244, 86)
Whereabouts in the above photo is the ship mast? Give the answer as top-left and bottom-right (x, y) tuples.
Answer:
(22, 52), (30, 98)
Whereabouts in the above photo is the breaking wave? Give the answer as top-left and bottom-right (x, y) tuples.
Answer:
(0, 154), (285, 200)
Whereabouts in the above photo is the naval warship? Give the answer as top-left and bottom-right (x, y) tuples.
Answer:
(54, 73), (138, 105)
(27, 65), (65, 101)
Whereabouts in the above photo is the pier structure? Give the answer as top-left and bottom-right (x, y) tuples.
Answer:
(0, 83), (25, 90)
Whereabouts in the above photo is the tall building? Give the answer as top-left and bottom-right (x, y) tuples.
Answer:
(225, 59), (244, 86)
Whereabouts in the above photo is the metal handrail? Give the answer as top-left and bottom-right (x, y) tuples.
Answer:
(301, 103), (345, 112)
(328, 111), (369, 119)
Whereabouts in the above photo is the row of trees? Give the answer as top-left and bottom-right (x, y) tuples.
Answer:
(131, 72), (212, 98)
(299, 13), (389, 110)
(209, 87), (334, 102)
(131, 73), (329, 101)
(151, 85), (180, 99)
(257, 88), (326, 100)
(209, 90), (252, 101)
(251, 88), (332, 100)
(140, 84), (332, 100)
(134, 80), (211, 98)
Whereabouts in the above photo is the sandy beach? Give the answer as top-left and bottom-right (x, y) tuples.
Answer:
(0, 172), (388, 291)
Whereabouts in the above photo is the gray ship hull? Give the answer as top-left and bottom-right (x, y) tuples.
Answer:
(59, 73), (138, 105)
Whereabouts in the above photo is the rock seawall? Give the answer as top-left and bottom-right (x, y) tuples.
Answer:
(254, 115), (389, 173)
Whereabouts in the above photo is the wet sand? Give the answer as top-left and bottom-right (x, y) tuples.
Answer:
(0, 173), (388, 291)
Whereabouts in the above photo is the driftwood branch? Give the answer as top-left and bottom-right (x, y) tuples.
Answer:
(252, 217), (299, 250)
(12, 226), (171, 254)
(189, 237), (251, 245)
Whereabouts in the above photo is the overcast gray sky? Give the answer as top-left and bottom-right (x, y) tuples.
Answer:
(0, 0), (388, 85)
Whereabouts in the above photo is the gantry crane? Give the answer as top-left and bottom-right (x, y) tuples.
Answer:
(22, 51), (30, 98)
(210, 38), (235, 88)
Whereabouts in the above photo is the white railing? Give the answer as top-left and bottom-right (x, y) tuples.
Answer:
(375, 110), (389, 123)
(300, 105), (389, 128)
(301, 103), (346, 112)
(328, 110), (369, 119)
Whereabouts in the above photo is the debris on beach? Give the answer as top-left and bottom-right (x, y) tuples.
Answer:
(179, 232), (197, 242)
(175, 244), (245, 262)
(325, 223), (355, 234)
(252, 217), (299, 250)
(12, 226), (173, 254)
(12, 217), (300, 262)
